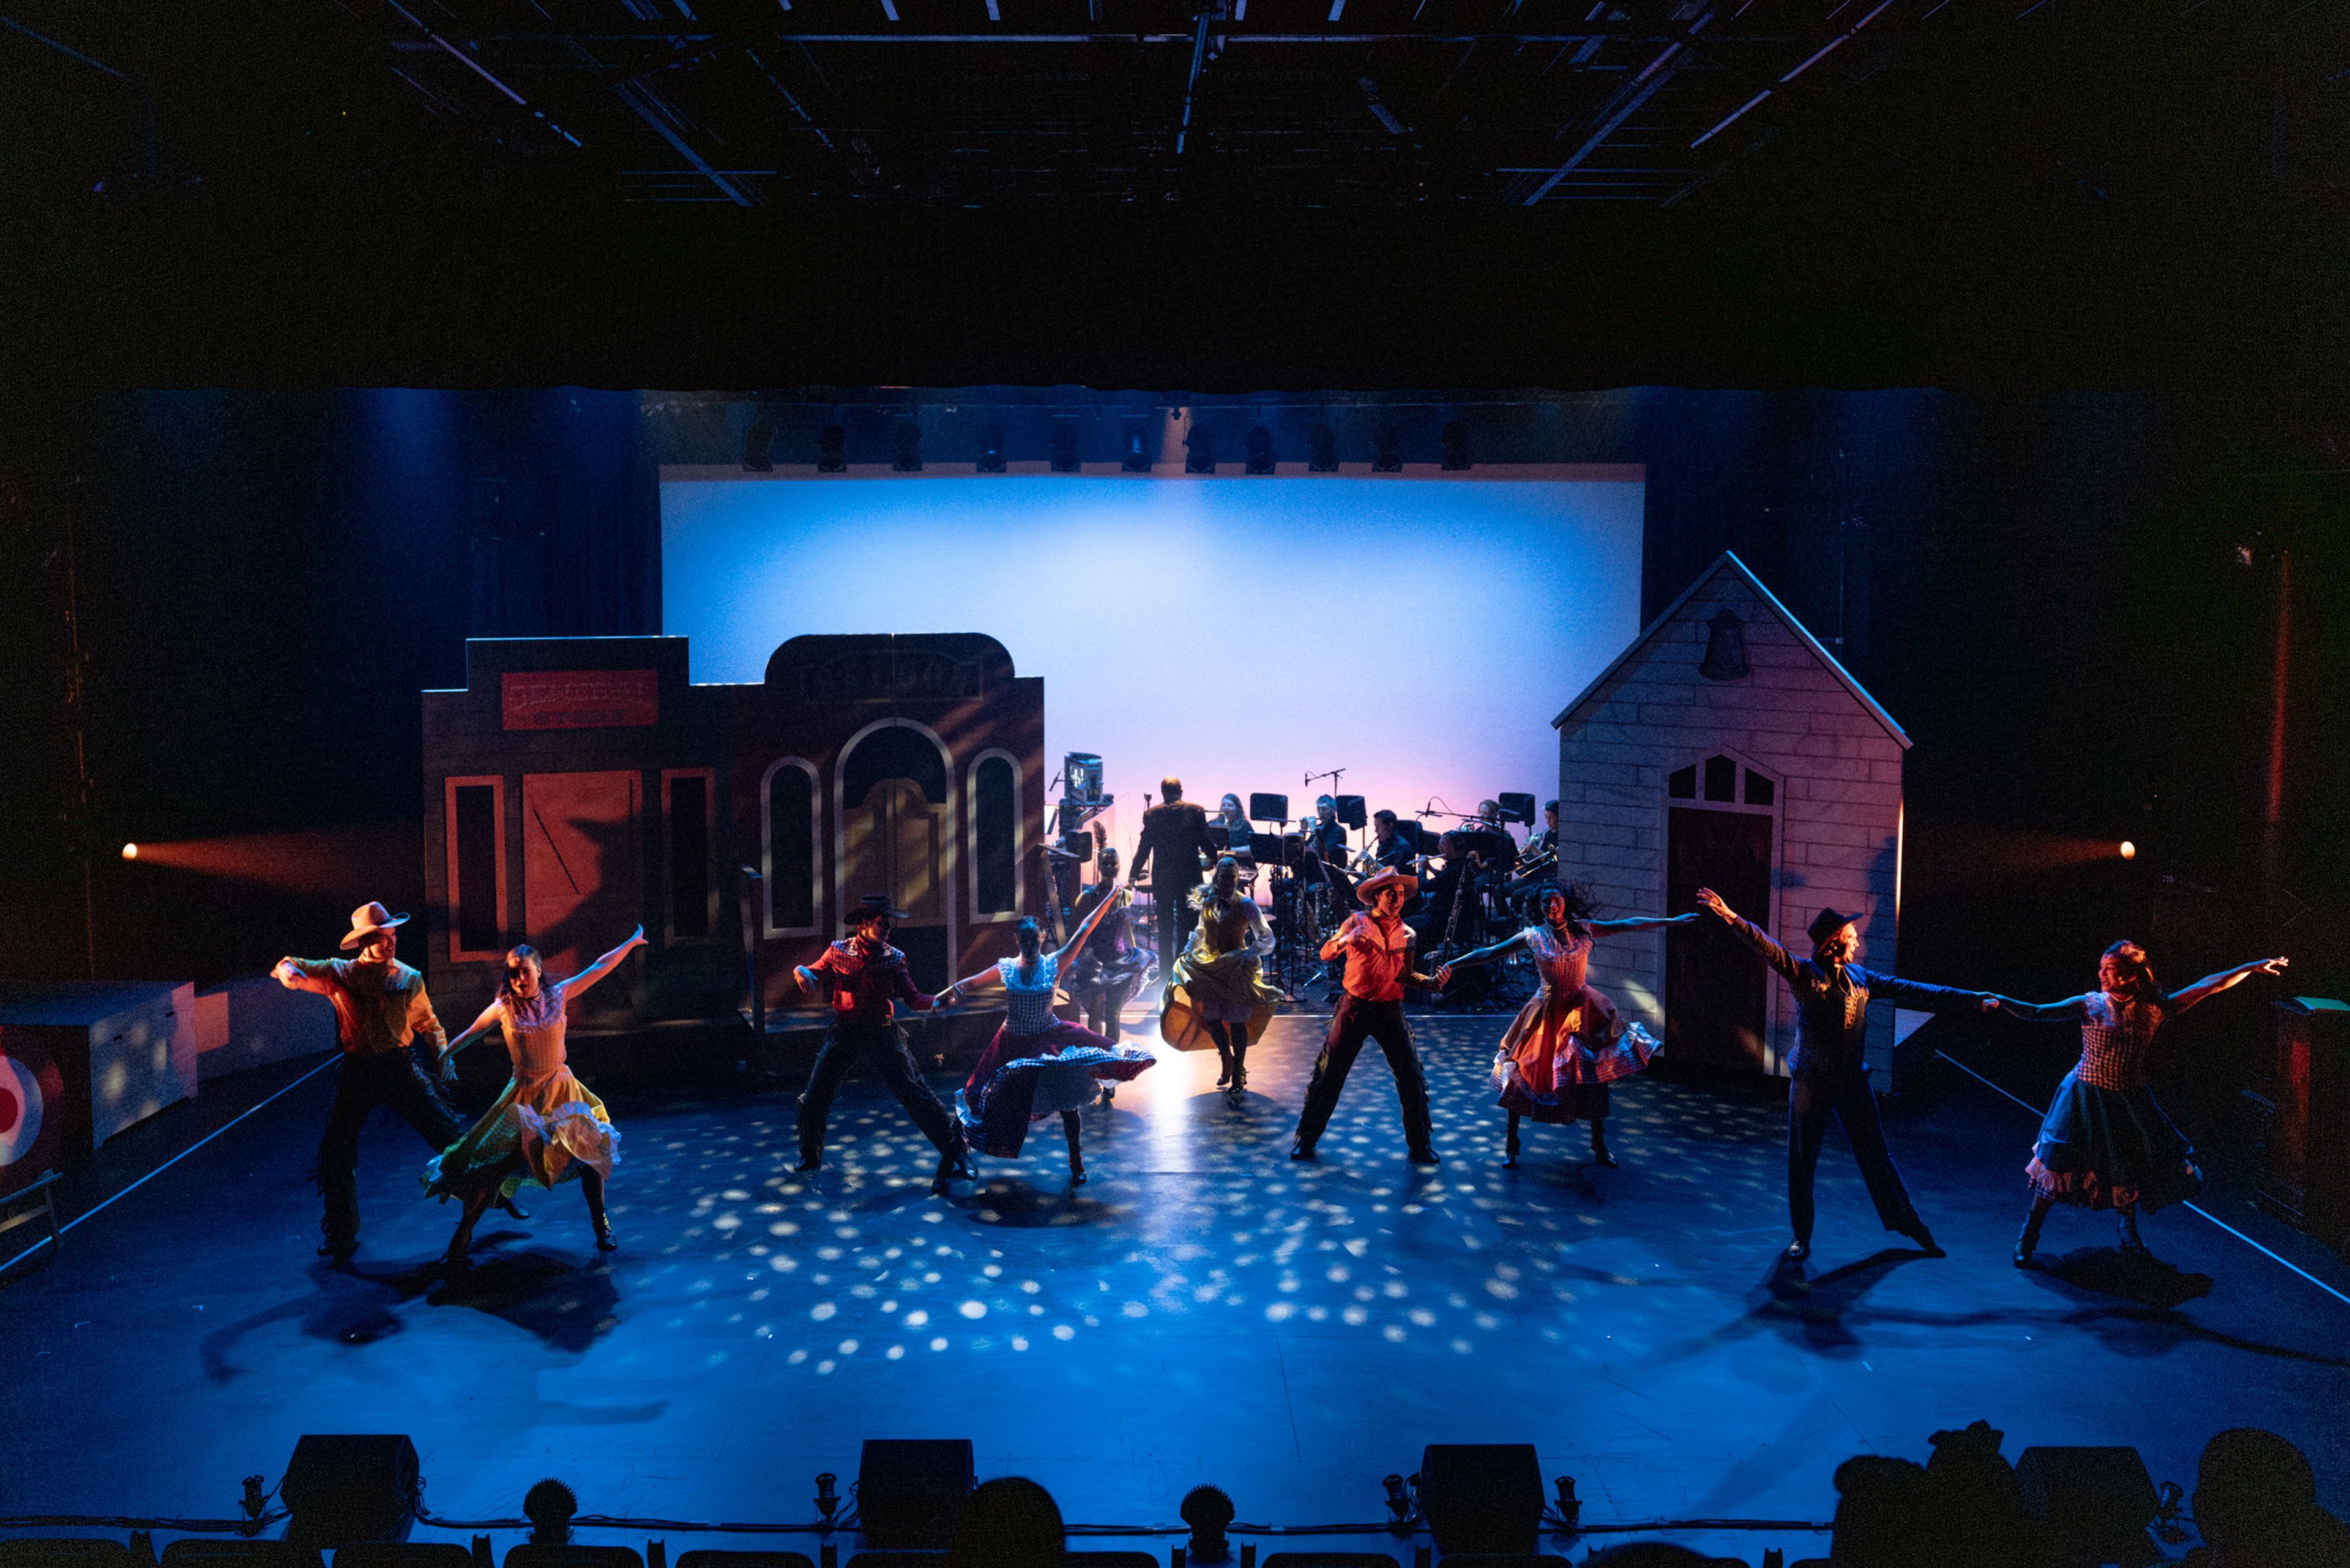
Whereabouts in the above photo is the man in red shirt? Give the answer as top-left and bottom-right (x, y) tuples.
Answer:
(1291, 868), (1442, 1165)
(793, 894), (972, 1193)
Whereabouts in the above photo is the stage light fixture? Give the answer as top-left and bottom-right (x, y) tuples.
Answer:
(1245, 425), (1275, 474)
(977, 423), (1007, 472)
(1051, 420), (1081, 472)
(741, 415), (776, 472)
(2120, 840), (2136, 859)
(817, 425), (848, 472)
(1185, 421), (1217, 474)
(893, 420), (923, 472)
(121, 843), (137, 861)
(1308, 423), (1339, 472)
(1441, 419), (1471, 471)
(1372, 423), (1403, 472)
(1122, 421), (1151, 472)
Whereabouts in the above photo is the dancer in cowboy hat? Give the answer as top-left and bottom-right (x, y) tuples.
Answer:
(275, 901), (470, 1263)
(1695, 888), (1999, 1262)
(792, 894), (974, 1193)
(1290, 865), (1445, 1165)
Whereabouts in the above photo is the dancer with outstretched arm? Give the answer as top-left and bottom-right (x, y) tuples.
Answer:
(1437, 884), (1698, 1169)
(426, 927), (641, 1270)
(1695, 887), (1997, 1261)
(1064, 847), (1147, 1103)
(275, 901), (474, 1265)
(1290, 867), (1445, 1166)
(793, 895), (976, 1193)
(1999, 943), (2288, 1267)
(941, 885), (1155, 1185)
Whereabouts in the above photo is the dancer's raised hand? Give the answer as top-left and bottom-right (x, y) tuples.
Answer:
(1695, 887), (1734, 922)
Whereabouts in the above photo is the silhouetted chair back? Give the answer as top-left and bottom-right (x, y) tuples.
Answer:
(160, 1544), (323, 1568)
(1260, 1554), (1401, 1568)
(335, 1545), (475, 1568)
(1063, 1553), (1156, 1568)
(1437, 1556), (1572, 1568)
(0, 1540), (137, 1568)
(504, 1548), (643, 1568)
(673, 1553), (815, 1568)
(843, 1555), (946, 1568)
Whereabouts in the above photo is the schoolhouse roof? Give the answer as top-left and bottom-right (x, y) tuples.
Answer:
(1551, 551), (1910, 749)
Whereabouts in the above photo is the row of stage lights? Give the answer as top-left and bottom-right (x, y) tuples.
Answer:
(740, 418), (1475, 474)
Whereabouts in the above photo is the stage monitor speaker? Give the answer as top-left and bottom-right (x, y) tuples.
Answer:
(1417, 1444), (1542, 1555)
(856, 1439), (974, 1548)
(1248, 793), (1290, 823)
(280, 1434), (420, 1549)
(2015, 1446), (2156, 1562)
(1496, 793), (1537, 826)
(1334, 796), (1367, 830)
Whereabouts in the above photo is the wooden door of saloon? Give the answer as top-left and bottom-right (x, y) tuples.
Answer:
(1664, 806), (1773, 1072)
(842, 778), (949, 991)
(522, 771), (643, 1012)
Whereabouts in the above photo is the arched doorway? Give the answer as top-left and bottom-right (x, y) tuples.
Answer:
(836, 720), (955, 992)
(1663, 750), (1781, 1073)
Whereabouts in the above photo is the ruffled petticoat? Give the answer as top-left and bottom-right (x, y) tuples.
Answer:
(1491, 983), (1657, 1126)
(956, 1020), (1156, 1158)
(2024, 1068), (2201, 1212)
(425, 1068), (619, 1203)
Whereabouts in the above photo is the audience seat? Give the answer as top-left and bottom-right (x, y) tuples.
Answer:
(1259, 1553), (1402, 1568)
(841, 1553), (945, 1568)
(504, 1548), (644, 1568)
(1064, 1553), (1158, 1568)
(0, 1541), (138, 1568)
(160, 1544), (322, 1568)
(673, 1552), (815, 1568)
(334, 1545), (476, 1568)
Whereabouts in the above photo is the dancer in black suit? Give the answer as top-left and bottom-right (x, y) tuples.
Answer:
(1696, 888), (1997, 1262)
(1129, 777), (1216, 1008)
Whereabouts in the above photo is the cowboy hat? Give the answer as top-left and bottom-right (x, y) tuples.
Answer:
(1807, 906), (1862, 946)
(848, 893), (912, 925)
(1355, 868), (1418, 904)
(340, 901), (410, 950)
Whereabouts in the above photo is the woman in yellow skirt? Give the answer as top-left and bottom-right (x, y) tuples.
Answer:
(425, 927), (643, 1269)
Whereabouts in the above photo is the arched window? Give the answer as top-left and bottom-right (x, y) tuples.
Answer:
(763, 758), (820, 935)
(969, 750), (1021, 920)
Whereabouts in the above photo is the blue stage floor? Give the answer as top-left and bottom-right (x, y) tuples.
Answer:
(4, 1013), (2348, 1562)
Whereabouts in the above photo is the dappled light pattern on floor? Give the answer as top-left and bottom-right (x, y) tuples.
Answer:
(2, 1012), (2346, 1550)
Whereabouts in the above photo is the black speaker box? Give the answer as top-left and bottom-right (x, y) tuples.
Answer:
(281, 1434), (420, 1548)
(1417, 1444), (1542, 1555)
(1248, 793), (1290, 823)
(2015, 1446), (2156, 1561)
(857, 1439), (974, 1548)
(1334, 796), (1367, 830)
(1496, 793), (1537, 826)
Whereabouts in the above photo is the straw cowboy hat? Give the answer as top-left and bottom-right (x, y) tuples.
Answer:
(1354, 868), (1419, 904)
(339, 901), (411, 950)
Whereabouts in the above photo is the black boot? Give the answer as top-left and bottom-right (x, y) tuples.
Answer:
(1589, 1121), (1617, 1168)
(1503, 1112), (1522, 1168)
(1214, 1044), (1233, 1089)
(2117, 1206), (2150, 1258)
(1062, 1111), (1086, 1186)
(2015, 1201), (2050, 1268)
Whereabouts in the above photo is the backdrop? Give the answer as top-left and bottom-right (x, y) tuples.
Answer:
(659, 472), (1645, 863)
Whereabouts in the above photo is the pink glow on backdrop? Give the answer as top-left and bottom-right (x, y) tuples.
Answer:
(660, 473), (1643, 865)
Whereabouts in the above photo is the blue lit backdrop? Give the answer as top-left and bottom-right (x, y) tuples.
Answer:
(660, 475), (1643, 858)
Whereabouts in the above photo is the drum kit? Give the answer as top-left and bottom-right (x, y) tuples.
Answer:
(1040, 761), (1551, 1011)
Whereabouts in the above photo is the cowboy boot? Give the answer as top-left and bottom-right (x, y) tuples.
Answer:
(1503, 1112), (1522, 1168)
(1589, 1121), (1617, 1168)
(1214, 1043), (1233, 1089)
(2015, 1201), (2050, 1268)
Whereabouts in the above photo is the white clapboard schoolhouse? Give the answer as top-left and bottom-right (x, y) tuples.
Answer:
(1551, 551), (1912, 1077)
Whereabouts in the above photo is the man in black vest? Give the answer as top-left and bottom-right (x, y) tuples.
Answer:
(1128, 777), (1215, 1009)
(1696, 888), (1996, 1262)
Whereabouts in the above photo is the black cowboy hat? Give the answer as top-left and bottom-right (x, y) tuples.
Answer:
(1807, 906), (1862, 946)
(849, 894), (911, 925)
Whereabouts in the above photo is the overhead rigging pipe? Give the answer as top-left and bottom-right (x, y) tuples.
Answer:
(1, 13), (157, 181)
(1173, 0), (1228, 157)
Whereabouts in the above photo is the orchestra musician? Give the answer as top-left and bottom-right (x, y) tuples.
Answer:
(1211, 794), (1255, 859)
(1130, 778), (1217, 1009)
(1362, 810), (1418, 875)
(1529, 801), (1560, 859)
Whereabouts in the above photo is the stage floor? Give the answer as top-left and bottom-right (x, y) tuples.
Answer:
(5, 1012), (2348, 1561)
